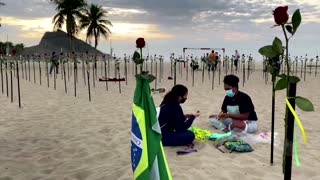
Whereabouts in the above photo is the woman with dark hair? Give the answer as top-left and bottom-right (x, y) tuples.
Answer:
(209, 74), (258, 133)
(158, 84), (200, 146)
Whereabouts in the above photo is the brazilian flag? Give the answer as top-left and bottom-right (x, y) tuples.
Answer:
(131, 73), (172, 180)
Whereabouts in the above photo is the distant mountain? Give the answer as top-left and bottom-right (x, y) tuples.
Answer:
(23, 30), (105, 55)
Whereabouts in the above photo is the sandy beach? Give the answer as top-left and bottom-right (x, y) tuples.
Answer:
(0, 61), (319, 180)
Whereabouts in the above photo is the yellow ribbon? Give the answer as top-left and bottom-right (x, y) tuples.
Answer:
(285, 98), (307, 144)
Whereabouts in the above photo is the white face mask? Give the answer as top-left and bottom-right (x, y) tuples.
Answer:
(225, 89), (235, 97)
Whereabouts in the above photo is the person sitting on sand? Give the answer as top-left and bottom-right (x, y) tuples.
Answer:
(209, 74), (258, 133)
(158, 84), (200, 146)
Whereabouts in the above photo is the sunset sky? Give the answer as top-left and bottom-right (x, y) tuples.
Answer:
(1, 0), (320, 59)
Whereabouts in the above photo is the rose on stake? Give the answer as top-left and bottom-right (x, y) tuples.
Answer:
(133, 38), (146, 74)
(259, 6), (314, 179)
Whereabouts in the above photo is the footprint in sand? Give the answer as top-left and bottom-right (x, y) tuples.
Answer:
(0, 177), (13, 180)
(41, 168), (55, 175)
(71, 170), (92, 180)
(72, 151), (89, 159)
(64, 148), (77, 155)
(37, 156), (54, 164)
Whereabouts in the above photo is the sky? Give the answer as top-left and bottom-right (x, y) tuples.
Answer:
(0, 0), (320, 60)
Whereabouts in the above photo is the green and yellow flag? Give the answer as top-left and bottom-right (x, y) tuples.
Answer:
(131, 74), (172, 180)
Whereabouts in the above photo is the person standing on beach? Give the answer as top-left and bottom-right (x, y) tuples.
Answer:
(158, 84), (200, 146)
(234, 50), (240, 71)
(209, 75), (258, 133)
(214, 51), (219, 70)
(49, 51), (59, 74)
(208, 50), (216, 71)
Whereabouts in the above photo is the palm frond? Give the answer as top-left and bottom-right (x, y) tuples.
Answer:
(98, 19), (113, 26)
(77, 3), (113, 48)
(51, 0), (87, 36)
(52, 13), (65, 30)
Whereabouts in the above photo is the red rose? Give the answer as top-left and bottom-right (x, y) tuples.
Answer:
(136, 38), (145, 48)
(273, 6), (289, 25)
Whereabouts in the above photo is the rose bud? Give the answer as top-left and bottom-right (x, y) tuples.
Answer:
(136, 38), (145, 48)
(273, 6), (289, 25)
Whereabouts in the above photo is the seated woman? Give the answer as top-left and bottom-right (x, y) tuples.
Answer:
(209, 75), (258, 133)
(158, 84), (200, 146)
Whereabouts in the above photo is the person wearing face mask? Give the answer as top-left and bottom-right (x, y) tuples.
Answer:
(209, 75), (258, 133)
(158, 84), (201, 146)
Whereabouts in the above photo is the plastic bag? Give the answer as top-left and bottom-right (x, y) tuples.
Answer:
(230, 129), (277, 145)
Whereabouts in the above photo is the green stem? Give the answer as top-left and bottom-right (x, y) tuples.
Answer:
(140, 48), (143, 73)
(281, 24), (290, 95)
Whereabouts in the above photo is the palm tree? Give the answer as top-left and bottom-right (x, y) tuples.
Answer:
(80, 4), (112, 49)
(51, 0), (87, 47)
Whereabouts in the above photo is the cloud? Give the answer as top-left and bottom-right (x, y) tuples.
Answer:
(1, 0), (320, 58)
(223, 31), (263, 41)
(0, 0), (55, 18)
(109, 22), (175, 41)
(2, 16), (52, 32)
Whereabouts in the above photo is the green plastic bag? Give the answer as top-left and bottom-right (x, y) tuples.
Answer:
(224, 138), (254, 153)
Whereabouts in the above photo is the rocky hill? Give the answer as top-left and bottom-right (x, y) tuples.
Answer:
(23, 30), (105, 55)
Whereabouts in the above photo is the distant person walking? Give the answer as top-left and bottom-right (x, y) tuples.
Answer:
(234, 50), (240, 71)
(49, 51), (59, 74)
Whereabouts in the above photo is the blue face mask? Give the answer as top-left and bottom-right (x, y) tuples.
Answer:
(226, 89), (235, 97)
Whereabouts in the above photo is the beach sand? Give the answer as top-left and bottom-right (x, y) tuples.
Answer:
(0, 60), (319, 180)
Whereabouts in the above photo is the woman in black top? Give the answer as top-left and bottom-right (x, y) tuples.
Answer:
(209, 75), (258, 133)
(158, 85), (200, 146)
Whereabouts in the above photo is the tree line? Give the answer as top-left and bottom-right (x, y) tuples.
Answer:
(0, 41), (24, 55)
